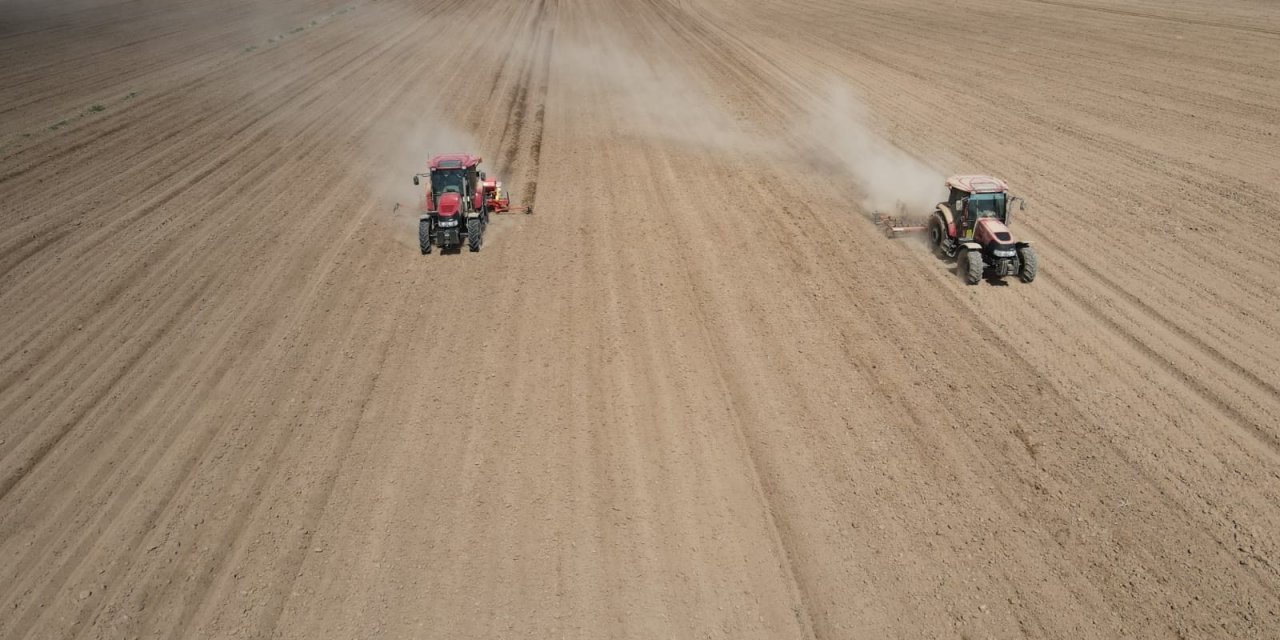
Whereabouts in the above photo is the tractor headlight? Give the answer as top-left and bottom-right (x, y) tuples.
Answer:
(438, 218), (459, 228)
(993, 248), (1016, 258)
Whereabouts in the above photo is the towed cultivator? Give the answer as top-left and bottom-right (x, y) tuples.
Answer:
(873, 203), (928, 238)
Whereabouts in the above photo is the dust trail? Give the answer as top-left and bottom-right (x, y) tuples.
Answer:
(798, 82), (945, 215)
(553, 38), (772, 156)
(554, 40), (942, 214)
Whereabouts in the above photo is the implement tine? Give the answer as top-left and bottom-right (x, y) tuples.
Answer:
(874, 205), (926, 238)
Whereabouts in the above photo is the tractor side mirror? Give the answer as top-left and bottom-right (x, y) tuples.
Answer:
(479, 172), (486, 180)
(412, 175), (420, 186)
(958, 197), (968, 214)
(1019, 199), (1027, 211)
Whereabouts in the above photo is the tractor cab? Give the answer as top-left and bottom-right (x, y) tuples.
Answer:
(413, 154), (483, 214)
(431, 166), (466, 196)
(947, 175), (1012, 236)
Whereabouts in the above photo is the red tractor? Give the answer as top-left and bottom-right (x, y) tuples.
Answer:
(412, 154), (529, 254)
(876, 175), (1036, 285)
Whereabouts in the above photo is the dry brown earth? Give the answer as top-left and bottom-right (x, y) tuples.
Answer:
(2, 0), (1279, 637)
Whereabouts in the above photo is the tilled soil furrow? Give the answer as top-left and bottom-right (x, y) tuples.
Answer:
(7, 6), (496, 634)
(0, 6), (448, 629)
(0, 19), (421, 394)
(1026, 0), (1280, 36)
(3, 0), (1280, 637)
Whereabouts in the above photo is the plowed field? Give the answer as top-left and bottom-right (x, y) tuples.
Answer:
(3, 0), (1279, 637)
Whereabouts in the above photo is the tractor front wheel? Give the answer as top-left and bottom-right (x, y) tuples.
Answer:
(1018, 246), (1038, 282)
(418, 220), (432, 255)
(467, 219), (483, 252)
(958, 249), (983, 285)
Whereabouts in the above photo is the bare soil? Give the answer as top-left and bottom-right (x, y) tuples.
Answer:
(2, 0), (1279, 637)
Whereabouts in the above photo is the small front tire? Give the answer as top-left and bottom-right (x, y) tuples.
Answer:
(418, 220), (432, 255)
(467, 219), (483, 252)
(1018, 246), (1038, 282)
(958, 249), (983, 285)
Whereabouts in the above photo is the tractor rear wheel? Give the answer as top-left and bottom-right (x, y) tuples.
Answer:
(1018, 246), (1038, 282)
(418, 220), (432, 254)
(958, 249), (983, 285)
(928, 217), (946, 258)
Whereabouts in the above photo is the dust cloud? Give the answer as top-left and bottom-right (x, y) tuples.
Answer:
(358, 31), (943, 247)
(798, 83), (945, 215)
(553, 40), (942, 215)
(553, 38), (771, 156)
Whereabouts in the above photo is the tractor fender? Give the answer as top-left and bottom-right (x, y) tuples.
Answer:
(930, 210), (947, 229)
(929, 213), (949, 246)
(935, 204), (956, 237)
(419, 214), (431, 222)
(959, 241), (983, 252)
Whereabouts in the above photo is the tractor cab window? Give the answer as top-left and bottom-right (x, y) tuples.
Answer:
(968, 193), (1006, 221)
(430, 169), (466, 197)
(949, 187), (967, 213)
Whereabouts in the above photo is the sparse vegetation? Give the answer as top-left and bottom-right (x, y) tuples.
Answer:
(246, 4), (358, 53)
(16, 90), (141, 143)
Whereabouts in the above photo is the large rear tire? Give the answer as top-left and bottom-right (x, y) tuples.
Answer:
(928, 217), (946, 259)
(958, 249), (983, 285)
(1018, 245), (1038, 282)
(418, 220), (432, 255)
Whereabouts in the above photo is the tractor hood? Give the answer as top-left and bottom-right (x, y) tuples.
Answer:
(974, 218), (1015, 246)
(437, 192), (461, 217)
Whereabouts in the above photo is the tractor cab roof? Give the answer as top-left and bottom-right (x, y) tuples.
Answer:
(946, 175), (1008, 194)
(428, 154), (481, 171)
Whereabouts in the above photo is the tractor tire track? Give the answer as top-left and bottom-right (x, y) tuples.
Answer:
(1025, 0), (1280, 37)
(489, 0), (554, 211)
(5, 0), (1280, 638)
